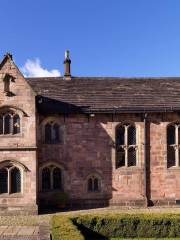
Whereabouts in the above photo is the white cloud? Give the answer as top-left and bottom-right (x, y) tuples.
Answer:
(21, 58), (61, 77)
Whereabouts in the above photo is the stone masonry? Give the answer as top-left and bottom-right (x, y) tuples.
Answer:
(0, 52), (180, 214)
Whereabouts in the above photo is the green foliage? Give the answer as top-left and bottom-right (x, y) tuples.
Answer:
(51, 215), (84, 240)
(74, 214), (180, 238)
(51, 214), (180, 239)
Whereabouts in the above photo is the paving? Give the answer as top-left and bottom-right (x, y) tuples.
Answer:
(0, 225), (50, 240)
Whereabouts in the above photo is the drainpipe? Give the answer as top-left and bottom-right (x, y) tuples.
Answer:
(144, 113), (148, 206)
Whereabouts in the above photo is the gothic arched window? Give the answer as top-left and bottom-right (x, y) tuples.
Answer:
(0, 112), (21, 135)
(116, 124), (137, 168)
(87, 175), (101, 192)
(44, 122), (62, 144)
(0, 165), (22, 195)
(41, 165), (62, 191)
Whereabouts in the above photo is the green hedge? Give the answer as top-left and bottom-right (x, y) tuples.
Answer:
(52, 214), (180, 239)
(74, 214), (180, 238)
(51, 215), (84, 240)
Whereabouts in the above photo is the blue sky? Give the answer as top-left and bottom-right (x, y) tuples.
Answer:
(1, 0), (180, 77)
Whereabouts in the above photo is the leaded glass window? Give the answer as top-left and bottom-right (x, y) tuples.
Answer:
(116, 126), (125, 145)
(45, 124), (51, 143)
(4, 114), (11, 134)
(0, 112), (20, 135)
(116, 147), (125, 168)
(41, 165), (63, 191)
(13, 115), (20, 134)
(167, 123), (180, 167)
(0, 165), (22, 195)
(44, 122), (61, 144)
(42, 167), (51, 191)
(11, 167), (21, 193)
(87, 176), (100, 192)
(53, 167), (62, 190)
(88, 178), (93, 192)
(94, 178), (99, 191)
(128, 147), (136, 166)
(116, 124), (137, 168)
(0, 116), (3, 135)
(128, 126), (136, 145)
(0, 168), (8, 193)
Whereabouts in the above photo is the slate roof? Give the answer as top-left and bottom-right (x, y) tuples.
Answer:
(26, 76), (180, 114)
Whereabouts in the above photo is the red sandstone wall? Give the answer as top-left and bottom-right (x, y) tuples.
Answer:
(37, 113), (145, 206)
(38, 112), (180, 206)
(150, 113), (180, 204)
(0, 57), (37, 211)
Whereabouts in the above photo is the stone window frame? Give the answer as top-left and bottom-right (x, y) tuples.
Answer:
(115, 122), (139, 168)
(41, 117), (65, 145)
(0, 160), (25, 196)
(39, 162), (64, 192)
(86, 173), (102, 193)
(167, 122), (180, 168)
(0, 107), (23, 137)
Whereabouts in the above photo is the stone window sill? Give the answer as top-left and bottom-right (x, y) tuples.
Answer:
(115, 166), (143, 172)
(167, 166), (180, 171)
(0, 193), (23, 198)
(0, 134), (23, 138)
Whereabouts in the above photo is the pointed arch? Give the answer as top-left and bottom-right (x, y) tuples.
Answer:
(40, 162), (64, 192)
(86, 173), (101, 192)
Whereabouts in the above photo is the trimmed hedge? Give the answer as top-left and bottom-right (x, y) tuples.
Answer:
(52, 214), (180, 239)
(51, 215), (84, 240)
(74, 214), (180, 238)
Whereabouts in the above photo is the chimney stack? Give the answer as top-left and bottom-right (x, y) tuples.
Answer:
(64, 50), (71, 79)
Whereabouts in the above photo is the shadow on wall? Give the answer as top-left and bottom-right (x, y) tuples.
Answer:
(37, 97), (113, 213)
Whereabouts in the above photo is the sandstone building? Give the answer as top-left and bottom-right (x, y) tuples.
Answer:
(0, 52), (180, 214)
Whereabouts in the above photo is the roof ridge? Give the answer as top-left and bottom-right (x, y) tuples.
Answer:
(26, 76), (180, 80)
